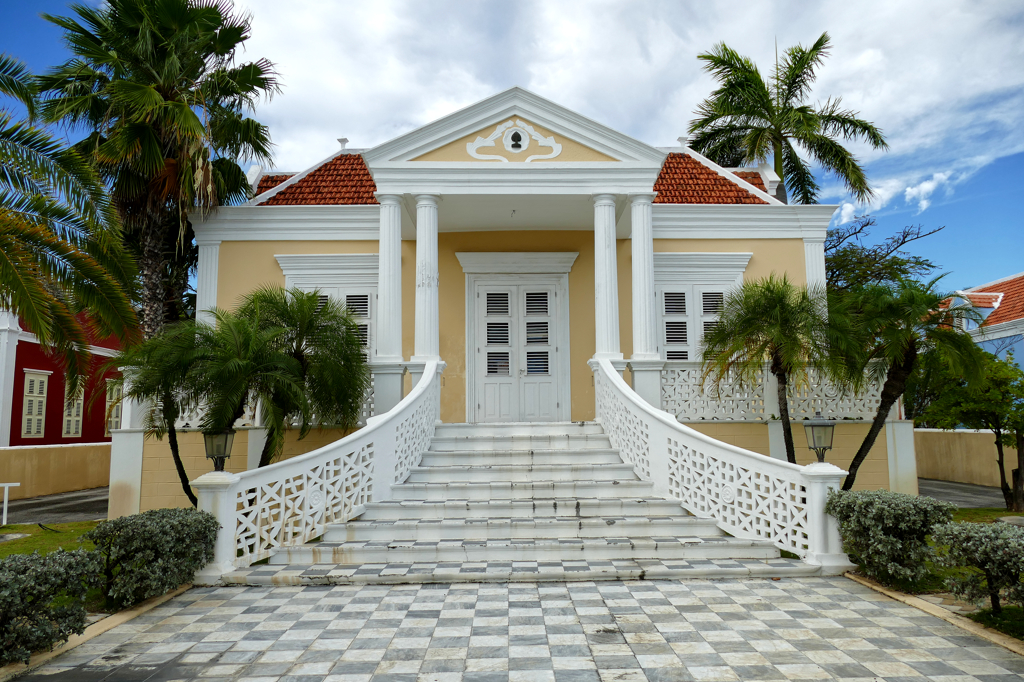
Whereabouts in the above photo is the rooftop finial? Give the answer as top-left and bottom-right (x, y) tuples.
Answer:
(338, 137), (349, 150)
(677, 136), (689, 147)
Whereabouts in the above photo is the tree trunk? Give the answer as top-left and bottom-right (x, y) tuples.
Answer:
(1014, 430), (1024, 512)
(988, 570), (1002, 615)
(137, 221), (167, 340)
(994, 431), (1011, 509)
(843, 341), (916, 490)
(772, 139), (788, 204)
(163, 394), (197, 507)
(771, 353), (796, 464)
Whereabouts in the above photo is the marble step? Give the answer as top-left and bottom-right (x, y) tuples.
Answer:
(419, 448), (623, 466)
(323, 515), (723, 542)
(432, 422), (605, 438)
(359, 497), (690, 521)
(429, 434), (612, 452)
(270, 535), (779, 564)
(405, 463), (638, 483)
(389, 479), (654, 501)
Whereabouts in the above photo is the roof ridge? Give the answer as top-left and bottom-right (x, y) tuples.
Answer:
(249, 150), (359, 205)
(965, 270), (1024, 292)
(679, 149), (781, 205)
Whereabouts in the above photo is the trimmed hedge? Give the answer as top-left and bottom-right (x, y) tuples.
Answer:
(933, 521), (1024, 614)
(825, 489), (955, 586)
(85, 507), (219, 608)
(0, 550), (99, 665)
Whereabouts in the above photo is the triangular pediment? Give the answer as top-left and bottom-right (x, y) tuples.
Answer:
(362, 87), (666, 166)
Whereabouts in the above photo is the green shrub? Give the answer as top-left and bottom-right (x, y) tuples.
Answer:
(0, 550), (99, 664)
(933, 521), (1024, 614)
(84, 508), (219, 608)
(825, 489), (955, 586)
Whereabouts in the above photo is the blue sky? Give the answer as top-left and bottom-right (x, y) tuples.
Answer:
(3, 0), (1022, 291)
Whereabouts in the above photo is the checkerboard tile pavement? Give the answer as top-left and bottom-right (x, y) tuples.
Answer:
(21, 577), (1024, 682)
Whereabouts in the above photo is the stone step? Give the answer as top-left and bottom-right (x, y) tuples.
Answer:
(324, 515), (723, 542)
(359, 497), (689, 521)
(390, 479), (654, 501)
(405, 463), (638, 483)
(269, 535), (779, 564)
(419, 448), (623, 466)
(433, 422), (604, 438)
(429, 434), (612, 452)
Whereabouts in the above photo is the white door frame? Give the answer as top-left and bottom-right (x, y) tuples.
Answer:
(457, 252), (577, 423)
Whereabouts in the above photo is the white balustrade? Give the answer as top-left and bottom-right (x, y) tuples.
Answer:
(660, 361), (881, 422)
(192, 360), (443, 580)
(593, 358), (852, 572)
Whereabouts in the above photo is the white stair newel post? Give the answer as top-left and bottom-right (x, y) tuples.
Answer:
(192, 471), (241, 584)
(413, 194), (440, 361)
(592, 194), (621, 360)
(801, 462), (853, 571)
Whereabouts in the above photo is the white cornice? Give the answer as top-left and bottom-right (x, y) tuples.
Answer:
(456, 252), (579, 274)
(652, 204), (836, 240)
(362, 87), (668, 165)
(17, 332), (117, 358)
(370, 163), (662, 196)
(275, 253), (379, 287)
(970, 318), (1024, 341)
(192, 205), (380, 243)
(654, 252), (752, 286)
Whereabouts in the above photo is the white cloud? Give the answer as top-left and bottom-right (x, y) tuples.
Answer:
(233, 0), (1024, 187)
(835, 203), (858, 225)
(904, 172), (953, 213)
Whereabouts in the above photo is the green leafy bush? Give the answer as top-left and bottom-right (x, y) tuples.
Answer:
(0, 550), (99, 664)
(825, 489), (955, 585)
(85, 508), (219, 608)
(933, 521), (1024, 614)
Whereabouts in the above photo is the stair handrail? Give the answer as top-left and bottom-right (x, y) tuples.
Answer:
(192, 359), (443, 580)
(591, 357), (852, 572)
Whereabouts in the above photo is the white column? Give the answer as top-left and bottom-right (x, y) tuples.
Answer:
(592, 194), (621, 360)
(376, 194), (404, 362)
(803, 235), (826, 292)
(627, 193), (663, 407)
(195, 241), (221, 326)
(0, 311), (20, 447)
(373, 194), (406, 414)
(413, 194), (440, 360)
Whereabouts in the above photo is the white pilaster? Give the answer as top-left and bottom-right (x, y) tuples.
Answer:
(195, 241), (221, 326)
(803, 236), (826, 292)
(413, 194), (441, 360)
(592, 194), (621, 360)
(0, 311), (20, 447)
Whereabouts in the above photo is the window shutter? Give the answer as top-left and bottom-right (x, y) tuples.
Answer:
(22, 372), (48, 438)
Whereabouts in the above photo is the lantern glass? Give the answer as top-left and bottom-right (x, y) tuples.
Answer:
(204, 430), (235, 460)
(803, 411), (835, 451)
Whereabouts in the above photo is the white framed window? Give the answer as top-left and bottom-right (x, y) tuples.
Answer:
(21, 370), (50, 438)
(62, 383), (84, 438)
(105, 381), (123, 436)
(653, 252), (751, 362)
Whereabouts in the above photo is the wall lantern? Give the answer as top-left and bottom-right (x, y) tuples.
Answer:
(204, 429), (235, 472)
(803, 410), (835, 463)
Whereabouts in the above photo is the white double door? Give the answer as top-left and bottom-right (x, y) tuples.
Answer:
(474, 280), (565, 422)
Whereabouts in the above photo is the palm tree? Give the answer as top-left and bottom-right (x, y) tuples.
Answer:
(0, 54), (137, 391)
(688, 32), (888, 204)
(700, 276), (838, 463)
(111, 309), (308, 505)
(39, 0), (279, 338)
(236, 287), (370, 467)
(840, 278), (984, 490)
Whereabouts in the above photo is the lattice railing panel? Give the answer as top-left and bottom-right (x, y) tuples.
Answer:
(393, 377), (439, 485)
(595, 368), (651, 480)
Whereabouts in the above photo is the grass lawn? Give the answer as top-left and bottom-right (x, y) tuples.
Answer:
(952, 508), (1024, 524)
(0, 521), (99, 559)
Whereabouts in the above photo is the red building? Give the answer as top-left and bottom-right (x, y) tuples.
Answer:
(0, 312), (122, 447)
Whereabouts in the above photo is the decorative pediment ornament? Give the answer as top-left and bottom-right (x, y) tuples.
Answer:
(466, 119), (563, 162)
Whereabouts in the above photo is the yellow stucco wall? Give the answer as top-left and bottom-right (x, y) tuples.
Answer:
(412, 118), (616, 163)
(686, 422), (890, 491)
(654, 239), (807, 285)
(0, 443), (110, 500)
(139, 427), (349, 511)
(916, 429), (1020, 488)
(216, 240), (379, 310)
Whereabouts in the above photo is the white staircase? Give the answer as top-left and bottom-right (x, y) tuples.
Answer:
(268, 422), (796, 573)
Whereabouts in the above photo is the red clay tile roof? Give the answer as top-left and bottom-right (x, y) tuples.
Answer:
(973, 273), (1024, 326)
(258, 154), (378, 206)
(654, 154), (768, 204)
(733, 170), (766, 192)
(255, 173), (294, 195)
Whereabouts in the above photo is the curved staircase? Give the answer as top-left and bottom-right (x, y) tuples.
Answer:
(228, 422), (815, 584)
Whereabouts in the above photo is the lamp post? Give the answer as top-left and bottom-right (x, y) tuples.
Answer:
(203, 429), (235, 472)
(803, 410), (835, 463)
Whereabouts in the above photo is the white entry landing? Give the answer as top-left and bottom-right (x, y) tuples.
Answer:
(225, 422), (814, 585)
